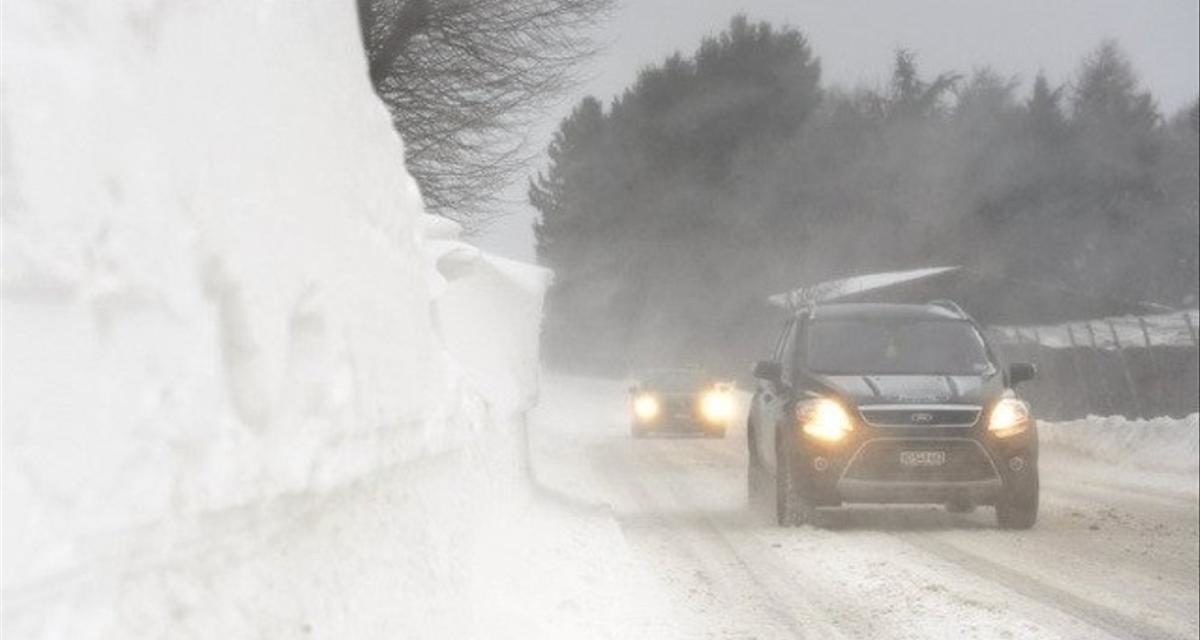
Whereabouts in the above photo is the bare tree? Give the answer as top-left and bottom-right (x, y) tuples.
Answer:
(358, 0), (610, 229)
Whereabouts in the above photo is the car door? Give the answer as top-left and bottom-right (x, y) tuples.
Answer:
(756, 318), (796, 474)
(750, 321), (788, 470)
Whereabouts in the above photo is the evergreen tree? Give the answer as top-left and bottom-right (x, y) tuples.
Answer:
(530, 22), (1198, 374)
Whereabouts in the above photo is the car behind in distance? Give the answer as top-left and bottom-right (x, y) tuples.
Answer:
(630, 369), (735, 438)
(747, 301), (1039, 529)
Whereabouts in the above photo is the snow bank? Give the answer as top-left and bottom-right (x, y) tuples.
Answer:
(768, 266), (960, 308)
(1040, 414), (1200, 475)
(3, 0), (549, 636)
(995, 310), (1200, 350)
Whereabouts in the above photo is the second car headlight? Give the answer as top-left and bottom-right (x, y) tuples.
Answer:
(988, 398), (1032, 437)
(633, 394), (660, 421)
(700, 390), (735, 424)
(797, 398), (854, 443)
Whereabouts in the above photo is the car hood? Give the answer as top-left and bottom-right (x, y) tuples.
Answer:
(814, 374), (999, 406)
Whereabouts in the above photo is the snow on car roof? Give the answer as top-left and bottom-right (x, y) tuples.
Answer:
(809, 302), (966, 321)
(768, 266), (961, 309)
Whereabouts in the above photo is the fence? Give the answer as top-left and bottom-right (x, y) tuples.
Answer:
(989, 310), (1199, 420)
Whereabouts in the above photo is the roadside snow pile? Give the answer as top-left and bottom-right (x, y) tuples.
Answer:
(1040, 414), (1200, 475)
(0, 1), (633, 638)
(3, 0), (449, 582)
(995, 310), (1200, 350)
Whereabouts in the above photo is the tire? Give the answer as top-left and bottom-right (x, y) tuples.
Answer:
(995, 468), (1039, 530)
(748, 457), (770, 509)
(776, 437), (818, 527)
(747, 421), (769, 508)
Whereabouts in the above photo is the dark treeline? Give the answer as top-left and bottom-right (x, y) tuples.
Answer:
(530, 16), (1199, 375)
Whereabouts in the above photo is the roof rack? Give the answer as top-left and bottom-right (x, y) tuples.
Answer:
(767, 266), (962, 311)
(927, 299), (969, 318)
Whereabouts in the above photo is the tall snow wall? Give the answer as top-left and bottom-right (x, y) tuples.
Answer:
(1, 0), (546, 628)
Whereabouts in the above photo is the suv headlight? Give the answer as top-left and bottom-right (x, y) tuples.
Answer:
(988, 398), (1031, 438)
(797, 398), (854, 443)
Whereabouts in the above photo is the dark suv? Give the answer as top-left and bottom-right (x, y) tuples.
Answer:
(747, 302), (1039, 529)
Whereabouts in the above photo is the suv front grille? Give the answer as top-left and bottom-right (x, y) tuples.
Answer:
(859, 405), (981, 428)
(842, 438), (999, 483)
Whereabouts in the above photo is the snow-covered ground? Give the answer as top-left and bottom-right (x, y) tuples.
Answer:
(5, 1), (1197, 638)
(1041, 413), (1200, 475)
(4, 416), (664, 638)
(528, 375), (1199, 639)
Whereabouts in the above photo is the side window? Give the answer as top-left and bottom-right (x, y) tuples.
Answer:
(777, 314), (806, 384)
(792, 317), (807, 363)
(771, 319), (795, 362)
(780, 318), (801, 386)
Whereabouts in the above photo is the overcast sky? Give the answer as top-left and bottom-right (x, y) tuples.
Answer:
(475, 0), (1200, 262)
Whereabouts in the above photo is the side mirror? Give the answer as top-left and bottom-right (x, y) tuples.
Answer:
(753, 360), (782, 382)
(1009, 362), (1036, 386)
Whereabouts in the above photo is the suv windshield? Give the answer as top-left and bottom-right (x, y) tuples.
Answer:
(805, 318), (993, 375)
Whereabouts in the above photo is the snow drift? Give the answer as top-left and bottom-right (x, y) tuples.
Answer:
(995, 310), (1200, 350)
(1040, 414), (1200, 475)
(2, 1), (563, 637)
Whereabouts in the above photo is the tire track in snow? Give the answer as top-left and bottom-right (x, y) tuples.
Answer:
(597, 440), (818, 638)
(896, 532), (1188, 640)
(885, 450), (1199, 639)
(609, 433), (1195, 639)
(606, 437), (871, 638)
(590, 437), (830, 638)
(538, 378), (1196, 639)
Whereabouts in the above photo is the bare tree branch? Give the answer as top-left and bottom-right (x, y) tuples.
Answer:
(359, 0), (611, 229)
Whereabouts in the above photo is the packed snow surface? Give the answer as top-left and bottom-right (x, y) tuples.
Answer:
(529, 375), (1199, 640)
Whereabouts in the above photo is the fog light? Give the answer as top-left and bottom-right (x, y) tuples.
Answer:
(1008, 456), (1025, 472)
(813, 457), (829, 472)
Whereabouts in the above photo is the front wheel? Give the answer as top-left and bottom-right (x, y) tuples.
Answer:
(747, 421), (769, 509)
(776, 440), (818, 527)
(995, 469), (1039, 529)
(748, 457), (770, 509)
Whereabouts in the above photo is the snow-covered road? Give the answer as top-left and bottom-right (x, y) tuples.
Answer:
(530, 375), (1199, 639)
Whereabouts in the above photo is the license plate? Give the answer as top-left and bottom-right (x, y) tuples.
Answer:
(900, 451), (946, 467)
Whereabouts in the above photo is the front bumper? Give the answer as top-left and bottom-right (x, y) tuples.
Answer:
(796, 422), (1037, 506)
(837, 478), (1003, 504)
